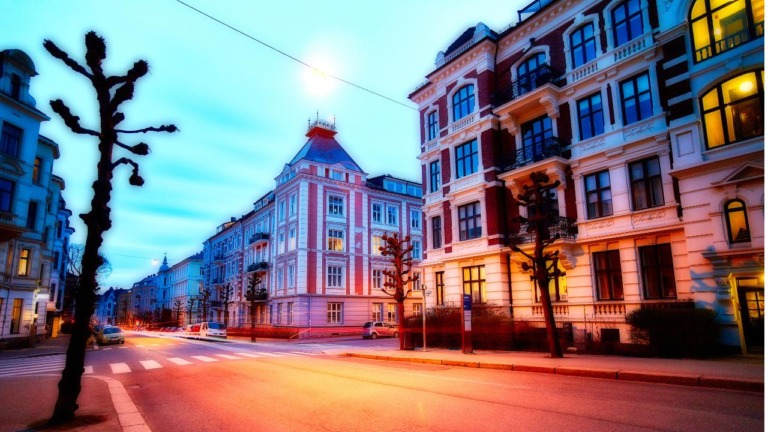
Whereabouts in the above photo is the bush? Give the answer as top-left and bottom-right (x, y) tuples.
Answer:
(625, 306), (720, 358)
(405, 305), (516, 350)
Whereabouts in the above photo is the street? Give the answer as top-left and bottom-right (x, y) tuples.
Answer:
(63, 332), (766, 431)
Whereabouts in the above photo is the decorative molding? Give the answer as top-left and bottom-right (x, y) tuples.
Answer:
(632, 210), (666, 223)
(578, 138), (605, 154)
(586, 219), (615, 230)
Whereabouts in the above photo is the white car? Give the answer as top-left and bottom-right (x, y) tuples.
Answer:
(200, 322), (227, 338)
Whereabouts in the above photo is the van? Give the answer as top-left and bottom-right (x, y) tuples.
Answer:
(200, 322), (227, 338)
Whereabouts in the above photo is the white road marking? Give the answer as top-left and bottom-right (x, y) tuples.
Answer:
(252, 352), (283, 357)
(215, 354), (240, 360)
(140, 360), (163, 370)
(191, 355), (218, 363)
(167, 357), (192, 365)
(84, 366), (93, 374)
(234, 352), (263, 358)
(110, 363), (131, 374)
(291, 352), (319, 356)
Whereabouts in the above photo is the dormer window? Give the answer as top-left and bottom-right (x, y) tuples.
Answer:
(452, 84), (475, 121)
(10, 74), (21, 100)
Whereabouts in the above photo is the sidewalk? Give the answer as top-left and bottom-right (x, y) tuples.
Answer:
(0, 334), (762, 432)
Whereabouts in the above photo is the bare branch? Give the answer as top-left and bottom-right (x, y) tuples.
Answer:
(116, 124), (179, 134)
(43, 40), (92, 78)
(115, 141), (150, 155)
(49, 100), (99, 136)
(84, 31), (106, 76)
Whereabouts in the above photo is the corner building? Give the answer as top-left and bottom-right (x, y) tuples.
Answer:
(410, 0), (763, 352)
(203, 120), (423, 335)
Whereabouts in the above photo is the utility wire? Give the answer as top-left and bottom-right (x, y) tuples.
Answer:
(175, 0), (417, 111)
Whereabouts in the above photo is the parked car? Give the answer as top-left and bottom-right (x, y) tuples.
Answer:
(362, 321), (399, 339)
(97, 326), (125, 345)
(200, 322), (227, 338)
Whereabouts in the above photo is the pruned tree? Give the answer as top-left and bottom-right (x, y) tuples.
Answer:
(197, 288), (212, 323)
(173, 298), (183, 327)
(44, 32), (177, 425)
(511, 171), (564, 358)
(379, 233), (416, 350)
(220, 283), (234, 326)
(186, 297), (196, 325)
(244, 273), (266, 342)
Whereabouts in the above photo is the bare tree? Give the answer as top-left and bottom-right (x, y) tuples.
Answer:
(186, 297), (196, 325)
(173, 299), (183, 327)
(511, 171), (563, 358)
(220, 283), (234, 326)
(379, 233), (416, 350)
(44, 32), (177, 425)
(244, 274), (267, 342)
(197, 288), (212, 323)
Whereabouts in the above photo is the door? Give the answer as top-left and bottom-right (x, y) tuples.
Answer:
(737, 278), (764, 353)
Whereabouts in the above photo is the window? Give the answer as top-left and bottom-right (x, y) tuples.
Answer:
(10, 74), (22, 100)
(327, 229), (344, 251)
(427, 111), (438, 141)
(331, 170), (344, 181)
(278, 200), (286, 221)
(372, 303), (383, 321)
(690, 0), (764, 62)
(33, 157), (42, 183)
(0, 179), (12, 213)
(327, 266), (343, 288)
(435, 271), (445, 306)
(386, 205), (398, 225)
(387, 303), (397, 323)
(458, 202), (482, 240)
(585, 171), (613, 219)
(328, 195), (344, 216)
(629, 157), (664, 210)
(287, 302), (294, 324)
(288, 227), (297, 250)
(412, 240), (422, 260)
(429, 160), (441, 193)
(372, 235), (383, 255)
(639, 244), (677, 299)
(278, 232), (285, 254)
(276, 268), (284, 290)
(277, 303), (283, 324)
(410, 209), (421, 229)
(535, 259), (568, 302)
(327, 302), (343, 323)
(725, 199), (751, 243)
(455, 140), (478, 179)
(594, 250), (623, 300)
(612, 0), (644, 46)
(288, 265), (295, 288)
(26, 201), (37, 230)
(517, 53), (547, 93)
(289, 194), (297, 216)
(372, 203), (382, 223)
(620, 72), (653, 125)
(578, 93), (605, 140)
(452, 84), (475, 121)
(0, 123), (22, 158)
(701, 70), (763, 149)
(10, 298), (22, 334)
(520, 116), (553, 164)
(462, 265), (486, 303)
(372, 270), (382, 289)
(571, 23), (597, 67)
(431, 216), (442, 249)
(18, 248), (30, 276)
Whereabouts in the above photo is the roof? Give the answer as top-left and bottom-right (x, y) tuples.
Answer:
(286, 121), (364, 173)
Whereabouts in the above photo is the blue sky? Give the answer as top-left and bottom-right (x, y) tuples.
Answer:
(3, 0), (522, 288)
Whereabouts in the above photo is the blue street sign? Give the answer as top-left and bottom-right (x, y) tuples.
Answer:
(463, 294), (472, 311)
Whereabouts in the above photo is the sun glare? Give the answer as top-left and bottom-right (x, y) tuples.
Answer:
(302, 56), (338, 97)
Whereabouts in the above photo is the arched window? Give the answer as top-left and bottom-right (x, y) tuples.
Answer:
(611, 0), (644, 46)
(452, 84), (475, 121)
(516, 53), (547, 94)
(725, 199), (751, 243)
(570, 23), (597, 68)
(701, 70), (763, 149)
(690, 0), (764, 63)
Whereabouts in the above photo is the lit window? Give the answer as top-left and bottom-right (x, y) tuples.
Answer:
(462, 265), (486, 303)
(690, 0), (764, 62)
(535, 259), (567, 303)
(452, 85), (475, 121)
(725, 199), (751, 243)
(612, 0), (644, 46)
(371, 235), (383, 256)
(327, 229), (344, 251)
(18, 248), (30, 276)
(700, 70), (763, 149)
(33, 157), (42, 183)
(435, 272), (445, 306)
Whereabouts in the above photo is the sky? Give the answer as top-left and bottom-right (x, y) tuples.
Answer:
(3, 0), (524, 289)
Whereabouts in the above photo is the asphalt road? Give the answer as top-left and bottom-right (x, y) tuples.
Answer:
(92, 333), (763, 432)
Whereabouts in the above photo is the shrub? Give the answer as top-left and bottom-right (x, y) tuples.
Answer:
(405, 305), (515, 350)
(625, 306), (719, 358)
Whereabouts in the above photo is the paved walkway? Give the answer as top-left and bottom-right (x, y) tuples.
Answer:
(0, 334), (762, 431)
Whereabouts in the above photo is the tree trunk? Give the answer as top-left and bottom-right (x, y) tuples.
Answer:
(397, 301), (406, 350)
(250, 302), (256, 342)
(538, 278), (563, 358)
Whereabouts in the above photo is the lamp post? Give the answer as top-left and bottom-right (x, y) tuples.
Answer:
(421, 284), (427, 352)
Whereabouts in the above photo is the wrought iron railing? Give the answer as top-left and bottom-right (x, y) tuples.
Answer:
(504, 136), (570, 171)
(492, 64), (562, 107)
(247, 262), (269, 272)
(249, 232), (269, 244)
(511, 216), (577, 245)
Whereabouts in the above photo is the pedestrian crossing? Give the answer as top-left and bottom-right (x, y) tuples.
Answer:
(0, 350), (322, 378)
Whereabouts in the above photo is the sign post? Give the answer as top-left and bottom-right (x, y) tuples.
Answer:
(462, 294), (473, 354)
(421, 285), (427, 352)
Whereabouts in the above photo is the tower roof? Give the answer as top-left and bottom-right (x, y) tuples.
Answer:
(286, 119), (364, 173)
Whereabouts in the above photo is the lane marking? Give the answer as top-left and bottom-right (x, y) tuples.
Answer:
(290, 352), (319, 356)
(140, 360), (163, 370)
(191, 355), (218, 363)
(167, 357), (192, 365)
(84, 366), (93, 374)
(234, 352), (263, 358)
(253, 352), (283, 357)
(110, 363), (131, 374)
(215, 354), (240, 360)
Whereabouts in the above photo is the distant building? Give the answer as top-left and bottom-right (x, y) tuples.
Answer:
(202, 119), (423, 336)
(409, 0), (763, 352)
(0, 49), (74, 346)
(94, 287), (129, 325)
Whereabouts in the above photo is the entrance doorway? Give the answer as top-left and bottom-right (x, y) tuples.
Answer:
(737, 277), (764, 353)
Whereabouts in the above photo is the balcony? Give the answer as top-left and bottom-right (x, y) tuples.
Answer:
(249, 232), (270, 245)
(504, 137), (570, 171)
(246, 288), (269, 302)
(213, 253), (224, 261)
(492, 65), (562, 107)
(211, 277), (223, 284)
(211, 301), (222, 308)
(0, 211), (23, 242)
(517, 0), (554, 23)
(247, 262), (269, 272)
(695, 22), (764, 63)
(511, 217), (577, 245)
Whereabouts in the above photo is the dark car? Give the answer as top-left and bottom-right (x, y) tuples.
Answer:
(362, 321), (399, 339)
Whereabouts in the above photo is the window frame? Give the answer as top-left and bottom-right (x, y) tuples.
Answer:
(700, 70), (764, 149)
(435, 271), (445, 306)
(327, 228), (344, 252)
(629, 157), (664, 210)
(327, 302), (343, 324)
(410, 208), (421, 229)
(639, 244), (677, 299)
(0, 122), (22, 158)
(0, 178), (12, 213)
(458, 201), (482, 241)
(585, 170), (613, 219)
(725, 199), (751, 243)
(577, 92), (605, 140)
(429, 160), (441, 193)
(431, 216), (442, 249)
(690, 0), (763, 63)
(327, 265), (343, 288)
(427, 111), (439, 141)
(455, 139), (478, 179)
(612, 0), (644, 47)
(452, 84), (475, 121)
(571, 23), (597, 68)
(327, 195), (344, 216)
(620, 71), (653, 125)
(462, 265), (486, 304)
(18, 248), (30, 277)
(593, 250), (624, 300)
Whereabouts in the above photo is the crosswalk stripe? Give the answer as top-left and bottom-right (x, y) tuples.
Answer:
(0, 365), (64, 377)
(214, 354), (240, 360)
(110, 363), (131, 374)
(290, 351), (319, 356)
(234, 352), (263, 358)
(167, 357), (192, 365)
(140, 360), (163, 370)
(277, 352), (299, 356)
(191, 355), (218, 363)
(102, 347), (112, 351)
(252, 352), (282, 357)
(84, 366), (93, 374)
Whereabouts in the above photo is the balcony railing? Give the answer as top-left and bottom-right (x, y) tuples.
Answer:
(249, 232), (270, 244)
(504, 137), (570, 171)
(247, 262), (269, 272)
(213, 253), (224, 261)
(211, 277), (223, 284)
(0, 211), (13, 223)
(695, 22), (764, 63)
(492, 64), (562, 107)
(511, 216), (577, 245)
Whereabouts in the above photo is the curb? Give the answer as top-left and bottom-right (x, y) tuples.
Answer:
(340, 353), (763, 393)
(86, 375), (151, 432)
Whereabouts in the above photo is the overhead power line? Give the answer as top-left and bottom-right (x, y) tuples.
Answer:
(174, 0), (417, 111)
